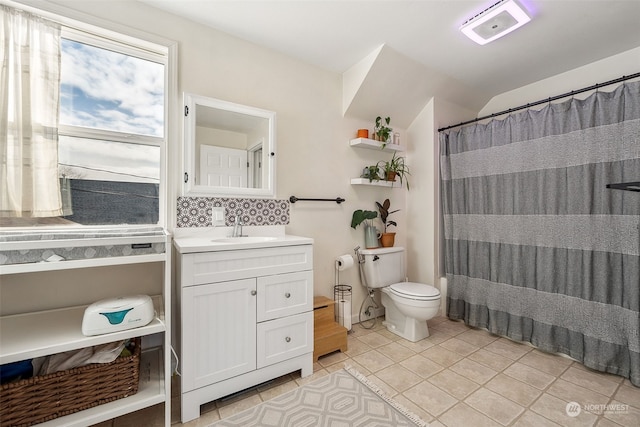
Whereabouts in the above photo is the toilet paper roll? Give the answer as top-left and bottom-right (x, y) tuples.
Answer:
(335, 254), (354, 271)
(338, 299), (352, 330)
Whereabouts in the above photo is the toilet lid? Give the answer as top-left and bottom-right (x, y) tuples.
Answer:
(389, 282), (440, 299)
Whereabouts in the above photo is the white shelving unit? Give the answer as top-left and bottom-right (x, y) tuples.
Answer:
(0, 232), (172, 427)
(350, 137), (405, 187)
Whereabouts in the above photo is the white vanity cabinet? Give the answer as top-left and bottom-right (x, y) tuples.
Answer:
(174, 238), (314, 423)
(182, 278), (257, 390)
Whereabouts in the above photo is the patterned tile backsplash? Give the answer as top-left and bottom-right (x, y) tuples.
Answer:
(177, 197), (290, 228)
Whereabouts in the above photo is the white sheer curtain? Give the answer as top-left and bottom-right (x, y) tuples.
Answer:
(1, 6), (62, 217)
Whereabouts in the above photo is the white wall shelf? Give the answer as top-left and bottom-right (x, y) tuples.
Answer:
(350, 178), (400, 188)
(0, 233), (172, 427)
(349, 138), (404, 189)
(349, 137), (404, 152)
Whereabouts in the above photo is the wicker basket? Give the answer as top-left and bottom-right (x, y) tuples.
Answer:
(0, 338), (141, 427)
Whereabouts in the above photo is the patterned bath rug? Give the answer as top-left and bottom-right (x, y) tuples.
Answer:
(209, 365), (428, 427)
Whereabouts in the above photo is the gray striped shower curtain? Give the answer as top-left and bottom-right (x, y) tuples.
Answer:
(440, 81), (640, 386)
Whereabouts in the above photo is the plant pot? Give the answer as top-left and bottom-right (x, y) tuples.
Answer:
(364, 225), (381, 249)
(380, 232), (396, 247)
(357, 129), (369, 138)
(386, 171), (397, 182)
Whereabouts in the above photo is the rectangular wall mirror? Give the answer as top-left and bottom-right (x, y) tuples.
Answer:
(183, 93), (276, 197)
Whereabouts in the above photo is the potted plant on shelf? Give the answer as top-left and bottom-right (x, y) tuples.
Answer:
(351, 209), (380, 249)
(376, 199), (399, 247)
(374, 116), (392, 145)
(378, 152), (410, 189)
(361, 164), (382, 183)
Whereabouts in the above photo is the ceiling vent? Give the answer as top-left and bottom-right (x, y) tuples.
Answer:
(460, 0), (531, 45)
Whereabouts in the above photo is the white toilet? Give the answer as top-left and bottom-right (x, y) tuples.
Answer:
(359, 247), (441, 342)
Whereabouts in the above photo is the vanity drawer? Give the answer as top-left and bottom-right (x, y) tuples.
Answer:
(257, 311), (313, 369)
(181, 244), (313, 286)
(257, 271), (313, 322)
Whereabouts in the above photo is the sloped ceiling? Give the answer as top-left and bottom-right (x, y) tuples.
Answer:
(343, 44), (492, 129)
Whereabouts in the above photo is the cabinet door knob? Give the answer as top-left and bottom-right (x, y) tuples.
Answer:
(285, 336), (291, 343)
(251, 290), (257, 296)
(285, 292), (291, 298)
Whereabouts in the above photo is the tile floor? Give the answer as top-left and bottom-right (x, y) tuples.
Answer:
(104, 316), (640, 426)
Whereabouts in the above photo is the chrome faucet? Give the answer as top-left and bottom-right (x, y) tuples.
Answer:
(232, 215), (244, 237)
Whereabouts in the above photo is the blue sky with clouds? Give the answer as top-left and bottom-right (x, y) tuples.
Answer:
(58, 39), (164, 182)
(60, 39), (164, 136)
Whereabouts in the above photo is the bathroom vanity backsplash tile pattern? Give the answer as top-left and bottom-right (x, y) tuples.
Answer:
(177, 197), (290, 227)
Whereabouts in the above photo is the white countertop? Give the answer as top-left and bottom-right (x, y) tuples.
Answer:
(173, 228), (313, 253)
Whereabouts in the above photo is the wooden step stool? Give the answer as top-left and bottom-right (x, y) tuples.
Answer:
(313, 296), (348, 361)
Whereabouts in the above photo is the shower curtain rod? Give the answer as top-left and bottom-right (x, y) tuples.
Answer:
(438, 72), (640, 132)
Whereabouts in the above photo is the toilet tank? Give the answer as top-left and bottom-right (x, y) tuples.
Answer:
(359, 247), (406, 288)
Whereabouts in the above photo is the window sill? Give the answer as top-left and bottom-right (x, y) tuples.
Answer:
(0, 227), (168, 271)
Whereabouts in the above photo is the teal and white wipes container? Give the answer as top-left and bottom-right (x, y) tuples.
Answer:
(82, 295), (154, 336)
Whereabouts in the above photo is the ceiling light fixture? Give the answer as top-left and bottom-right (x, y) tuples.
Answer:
(460, 0), (531, 45)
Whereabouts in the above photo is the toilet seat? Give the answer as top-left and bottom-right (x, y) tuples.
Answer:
(389, 282), (440, 301)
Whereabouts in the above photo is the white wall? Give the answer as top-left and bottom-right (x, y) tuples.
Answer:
(196, 127), (247, 150)
(406, 97), (479, 315)
(405, 99), (436, 283)
(479, 47), (640, 115)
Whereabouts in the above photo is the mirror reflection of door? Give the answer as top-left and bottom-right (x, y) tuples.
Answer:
(199, 145), (248, 188)
(253, 148), (262, 188)
(248, 139), (263, 189)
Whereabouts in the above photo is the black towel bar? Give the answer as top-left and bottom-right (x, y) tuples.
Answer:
(289, 196), (345, 204)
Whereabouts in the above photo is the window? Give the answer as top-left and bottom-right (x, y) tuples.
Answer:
(57, 31), (166, 227)
(1, 17), (168, 229)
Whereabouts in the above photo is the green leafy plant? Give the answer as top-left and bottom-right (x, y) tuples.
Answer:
(361, 164), (382, 182)
(378, 152), (410, 190)
(375, 116), (392, 144)
(375, 199), (399, 233)
(351, 209), (378, 229)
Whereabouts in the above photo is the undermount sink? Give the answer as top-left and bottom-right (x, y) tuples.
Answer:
(211, 236), (278, 243)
